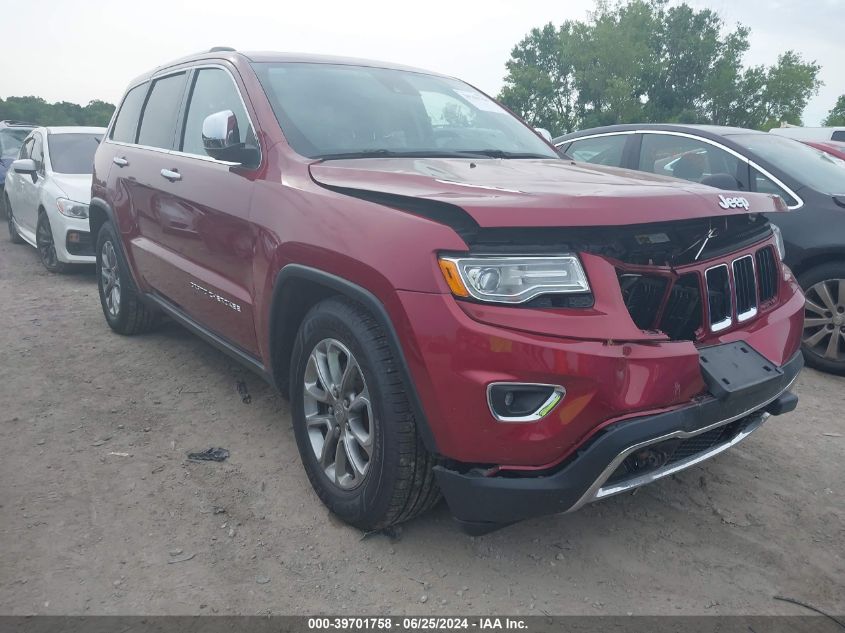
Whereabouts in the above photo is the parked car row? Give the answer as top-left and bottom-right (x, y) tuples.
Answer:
(4, 126), (105, 271)
(2, 48), (832, 533)
(554, 124), (845, 375)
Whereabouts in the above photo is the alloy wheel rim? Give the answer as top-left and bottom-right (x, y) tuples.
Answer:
(100, 241), (121, 318)
(803, 279), (845, 362)
(36, 217), (58, 268)
(302, 338), (374, 490)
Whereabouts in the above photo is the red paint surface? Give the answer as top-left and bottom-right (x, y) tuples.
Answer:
(93, 51), (804, 468)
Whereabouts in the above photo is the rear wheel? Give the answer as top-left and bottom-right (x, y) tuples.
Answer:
(36, 212), (69, 273)
(289, 296), (440, 530)
(95, 221), (160, 334)
(799, 262), (845, 375)
(5, 194), (24, 244)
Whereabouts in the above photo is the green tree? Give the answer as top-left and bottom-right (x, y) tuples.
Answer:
(822, 95), (845, 126)
(499, 0), (823, 133)
(0, 96), (115, 127)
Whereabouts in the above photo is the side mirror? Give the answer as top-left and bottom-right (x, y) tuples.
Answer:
(534, 127), (553, 143)
(12, 158), (37, 174)
(201, 110), (259, 166)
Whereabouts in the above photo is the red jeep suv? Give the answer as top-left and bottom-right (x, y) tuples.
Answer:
(90, 48), (804, 533)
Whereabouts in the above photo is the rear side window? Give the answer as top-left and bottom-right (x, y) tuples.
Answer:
(137, 73), (188, 150)
(111, 83), (148, 143)
(832, 131), (845, 142)
(565, 135), (627, 166)
(180, 68), (256, 157)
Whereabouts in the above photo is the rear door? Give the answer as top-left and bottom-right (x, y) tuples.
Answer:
(15, 132), (46, 234)
(6, 134), (35, 233)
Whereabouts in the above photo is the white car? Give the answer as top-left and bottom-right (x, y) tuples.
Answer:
(4, 126), (105, 272)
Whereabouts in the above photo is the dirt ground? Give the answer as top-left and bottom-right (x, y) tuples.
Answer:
(0, 233), (842, 617)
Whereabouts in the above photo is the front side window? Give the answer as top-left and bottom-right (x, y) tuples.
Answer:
(0, 128), (32, 161)
(48, 133), (103, 174)
(564, 135), (627, 166)
(31, 133), (44, 169)
(137, 73), (188, 150)
(181, 68), (256, 157)
(639, 134), (742, 184)
(111, 83), (148, 144)
(17, 136), (34, 160)
(251, 62), (558, 160)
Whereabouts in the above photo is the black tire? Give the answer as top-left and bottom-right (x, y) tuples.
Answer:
(5, 193), (24, 244)
(798, 261), (845, 375)
(35, 212), (70, 273)
(95, 221), (160, 335)
(289, 296), (440, 530)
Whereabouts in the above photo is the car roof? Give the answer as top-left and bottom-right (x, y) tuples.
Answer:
(43, 126), (107, 135)
(125, 48), (448, 89)
(553, 123), (764, 145)
(0, 120), (37, 128)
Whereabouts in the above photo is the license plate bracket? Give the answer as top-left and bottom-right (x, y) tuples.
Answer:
(699, 341), (783, 400)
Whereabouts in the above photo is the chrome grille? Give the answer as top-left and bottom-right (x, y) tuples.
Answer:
(756, 247), (778, 303)
(733, 255), (758, 322)
(705, 247), (778, 331)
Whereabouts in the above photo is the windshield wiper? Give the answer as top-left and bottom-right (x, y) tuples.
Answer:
(458, 149), (555, 159)
(314, 149), (556, 161)
(314, 149), (492, 161)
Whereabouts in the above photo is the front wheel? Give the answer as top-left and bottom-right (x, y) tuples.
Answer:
(800, 262), (845, 375)
(36, 212), (69, 273)
(289, 296), (440, 530)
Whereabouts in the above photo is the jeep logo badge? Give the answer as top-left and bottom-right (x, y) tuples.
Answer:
(718, 194), (750, 210)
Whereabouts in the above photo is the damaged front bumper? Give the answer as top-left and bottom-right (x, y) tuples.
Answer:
(434, 348), (802, 534)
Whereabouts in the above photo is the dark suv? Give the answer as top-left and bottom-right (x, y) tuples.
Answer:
(0, 120), (36, 191)
(91, 49), (804, 533)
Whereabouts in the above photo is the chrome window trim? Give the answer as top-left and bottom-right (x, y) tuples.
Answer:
(486, 382), (566, 423)
(103, 63), (261, 169)
(705, 263), (733, 332)
(566, 373), (797, 513)
(555, 129), (804, 210)
(732, 254), (758, 322)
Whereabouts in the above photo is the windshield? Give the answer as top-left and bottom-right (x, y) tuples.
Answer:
(251, 62), (557, 160)
(731, 133), (845, 195)
(0, 128), (32, 161)
(47, 133), (103, 174)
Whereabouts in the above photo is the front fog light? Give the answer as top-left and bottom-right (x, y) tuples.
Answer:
(438, 255), (589, 304)
(487, 383), (566, 422)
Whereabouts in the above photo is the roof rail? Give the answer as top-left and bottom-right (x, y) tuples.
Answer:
(208, 46), (236, 53)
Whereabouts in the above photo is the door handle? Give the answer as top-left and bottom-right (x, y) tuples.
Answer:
(112, 157), (129, 167)
(160, 168), (182, 182)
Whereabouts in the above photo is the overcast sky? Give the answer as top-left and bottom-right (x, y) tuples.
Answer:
(1, 0), (842, 126)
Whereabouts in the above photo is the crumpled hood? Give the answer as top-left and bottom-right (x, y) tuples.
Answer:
(309, 157), (784, 228)
(50, 173), (94, 203)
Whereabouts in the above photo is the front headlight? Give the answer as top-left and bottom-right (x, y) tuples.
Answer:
(438, 255), (590, 304)
(770, 224), (786, 260)
(56, 198), (89, 219)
